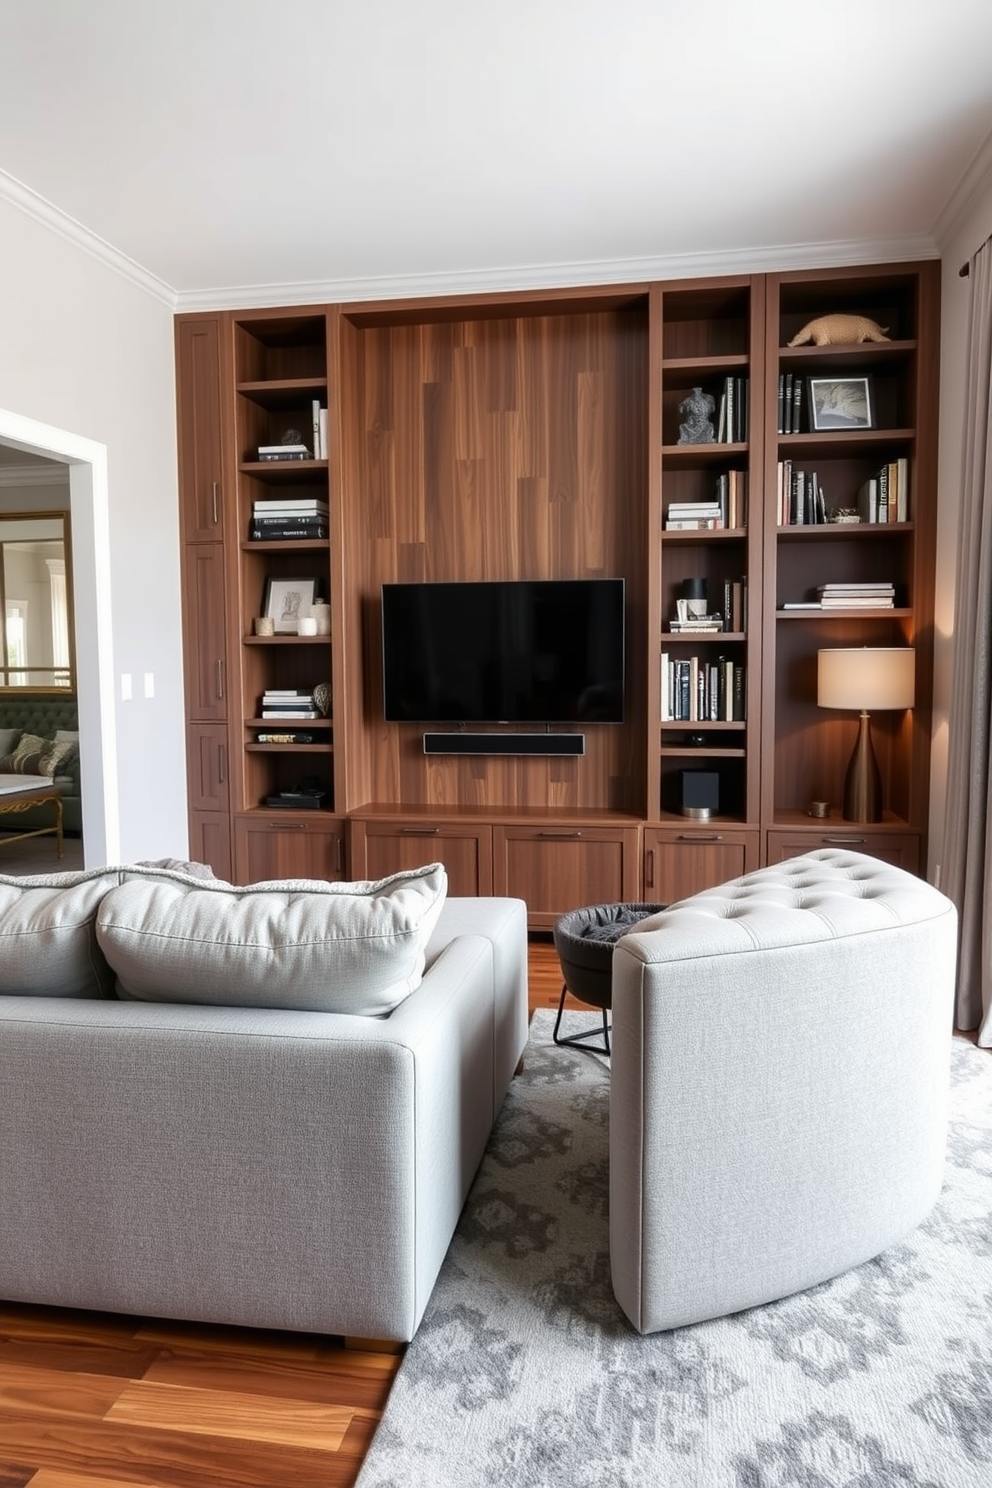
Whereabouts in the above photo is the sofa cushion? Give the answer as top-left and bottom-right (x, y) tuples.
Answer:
(0, 732), (77, 779)
(95, 863), (448, 1015)
(0, 868), (122, 998)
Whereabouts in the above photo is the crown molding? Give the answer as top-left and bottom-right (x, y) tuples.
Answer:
(0, 167), (177, 308)
(174, 234), (939, 313)
(0, 464), (69, 489)
(932, 124), (992, 256)
(0, 160), (939, 315)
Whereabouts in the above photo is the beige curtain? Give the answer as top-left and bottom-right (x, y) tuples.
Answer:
(943, 238), (992, 1043)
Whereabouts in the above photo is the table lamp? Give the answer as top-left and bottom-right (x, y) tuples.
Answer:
(817, 648), (915, 822)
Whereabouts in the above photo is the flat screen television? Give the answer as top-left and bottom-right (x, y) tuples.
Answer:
(381, 579), (625, 725)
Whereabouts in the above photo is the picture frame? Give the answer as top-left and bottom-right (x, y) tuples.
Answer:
(807, 375), (874, 432)
(263, 577), (318, 634)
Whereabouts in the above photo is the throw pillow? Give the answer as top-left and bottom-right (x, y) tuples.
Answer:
(95, 862), (448, 1016)
(0, 868), (122, 998)
(0, 728), (22, 756)
(0, 732), (77, 779)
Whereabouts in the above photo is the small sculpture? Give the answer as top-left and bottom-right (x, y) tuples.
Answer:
(312, 682), (331, 717)
(787, 314), (890, 347)
(677, 386), (716, 445)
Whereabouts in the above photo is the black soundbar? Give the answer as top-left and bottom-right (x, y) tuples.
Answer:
(423, 732), (585, 757)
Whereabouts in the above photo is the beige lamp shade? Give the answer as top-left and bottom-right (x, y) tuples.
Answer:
(817, 648), (915, 712)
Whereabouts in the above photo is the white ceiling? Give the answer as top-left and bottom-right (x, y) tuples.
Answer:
(2, 0), (992, 310)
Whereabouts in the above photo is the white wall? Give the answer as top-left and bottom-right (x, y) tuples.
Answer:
(931, 183), (992, 884)
(0, 197), (187, 862)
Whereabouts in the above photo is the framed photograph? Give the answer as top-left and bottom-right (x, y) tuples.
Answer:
(263, 577), (318, 634)
(807, 376), (874, 432)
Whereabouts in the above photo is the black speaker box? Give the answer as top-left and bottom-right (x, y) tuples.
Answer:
(681, 769), (720, 816)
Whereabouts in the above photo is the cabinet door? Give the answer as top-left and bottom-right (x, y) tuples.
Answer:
(187, 724), (229, 812)
(349, 820), (493, 898)
(234, 815), (346, 885)
(188, 810), (233, 883)
(176, 317), (225, 541)
(765, 829), (920, 875)
(643, 827), (757, 904)
(493, 824), (641, 930)
(182, 543), (228, 721)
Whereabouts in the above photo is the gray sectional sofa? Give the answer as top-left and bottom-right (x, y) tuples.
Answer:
(0, 860), (529, 1342)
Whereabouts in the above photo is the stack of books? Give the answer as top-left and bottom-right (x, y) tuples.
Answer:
(667, 613), (723, 634)
(818, 582), (896, 609)
(250, 498), (328, 540)
(260, 689), (320, 720)
(257, 443), (311, 462)
(665, 501), (723, 531)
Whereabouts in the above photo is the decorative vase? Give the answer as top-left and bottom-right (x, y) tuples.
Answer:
(311, 602), (331, 636)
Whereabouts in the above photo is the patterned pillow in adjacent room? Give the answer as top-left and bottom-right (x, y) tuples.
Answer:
(0, 732), (77, 778)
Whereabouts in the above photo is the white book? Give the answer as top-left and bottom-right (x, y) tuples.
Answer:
(318, 407), (328, 461)
(254, 498), (328, 512)
(312, 398), (321, 461)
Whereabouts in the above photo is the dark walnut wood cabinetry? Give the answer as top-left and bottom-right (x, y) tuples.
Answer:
(176, 262), (938, 917)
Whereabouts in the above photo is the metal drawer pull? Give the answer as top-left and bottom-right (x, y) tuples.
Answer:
(216, 659), (224, 700)
(822, 835), (867, 844)
(401, 827), (441, 834)
(212, 481), (219, 525)
(538, 831), (582, 838)
(270, 821), (307, 830)
(217, 744), (226, 784)
(678, 834), (722, 843)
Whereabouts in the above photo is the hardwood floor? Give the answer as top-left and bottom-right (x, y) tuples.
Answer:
(0, 939), (566, 1488)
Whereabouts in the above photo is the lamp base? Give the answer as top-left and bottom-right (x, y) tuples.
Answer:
(842, 710), (882, 823)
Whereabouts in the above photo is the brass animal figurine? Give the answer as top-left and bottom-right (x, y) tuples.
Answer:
(787, 313), (890, 347)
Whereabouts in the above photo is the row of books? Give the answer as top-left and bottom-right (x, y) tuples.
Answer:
(782, 582), (896, 612)
(661, 654), (747, 722)
(260, 688), (321, 720)
(777, 373), (804, 434)
(664, 471), (747, 532)
(857, 459), (909, 524)
(250, 496), (328, 541)
(777, 462), (827, 526)
(715, 377), (748, 444)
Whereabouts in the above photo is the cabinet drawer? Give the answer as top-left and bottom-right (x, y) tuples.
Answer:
(643, 828), (758, 903)
(765, 829), (920, 875)
(234, 814), (346, 885)
(494, 824), (641, 930)
(348, 820), (493, 897)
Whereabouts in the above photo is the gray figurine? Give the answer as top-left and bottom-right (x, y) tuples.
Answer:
(677, 386), (716, 445)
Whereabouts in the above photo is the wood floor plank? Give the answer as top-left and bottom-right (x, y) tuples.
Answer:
(0, 1463), (34, 1488)
(140, 1347), (394, 1410)
(0, 1360), (127, 1420)
(1, 1412), (360, 1488)
(105, 1381), (355, 1451)
(27, 1474), (174, 1488)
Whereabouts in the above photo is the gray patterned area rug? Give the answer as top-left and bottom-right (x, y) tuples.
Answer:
(356, 1011), (992, 1488)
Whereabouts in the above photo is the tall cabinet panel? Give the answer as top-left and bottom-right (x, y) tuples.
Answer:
(176, 316), (233, 878)
(228, 310), (346, 884)
(759, 263), (939, 869)
(649, 277), (764, 901)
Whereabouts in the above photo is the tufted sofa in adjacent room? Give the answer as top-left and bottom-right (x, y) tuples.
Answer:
(608, 849), (958, 1335)
(0, 860), (529, 1343)
(0, 694), (80, 833)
